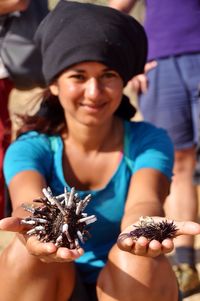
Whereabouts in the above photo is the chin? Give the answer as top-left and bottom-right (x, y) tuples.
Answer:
(79, 115), (111, 127)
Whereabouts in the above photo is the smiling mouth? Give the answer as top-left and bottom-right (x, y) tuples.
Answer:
(80, 103), (107, 111)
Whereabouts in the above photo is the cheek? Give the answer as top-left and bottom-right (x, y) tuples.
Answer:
(111, 88), (123, 107)
(58, 85), (82, 106)
(109, 80), (123, 102)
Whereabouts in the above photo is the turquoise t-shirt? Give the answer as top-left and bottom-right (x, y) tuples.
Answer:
(3, 120), (174, 283)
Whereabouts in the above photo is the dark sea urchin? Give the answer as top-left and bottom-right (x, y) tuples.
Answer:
(120, 216), (178, 243)
(21, 187), (97, 249)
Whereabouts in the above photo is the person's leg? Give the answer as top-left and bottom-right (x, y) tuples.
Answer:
(0, 236), (75, 301)
(97, 244), (179, 301)
(0, 78), (13, 218)
(166, 53), (200, 296)
(139, 55), (200, 296)
(166, 147), (197, 248)
(193, 85), (200, 184)
(165, 147), (200, 297)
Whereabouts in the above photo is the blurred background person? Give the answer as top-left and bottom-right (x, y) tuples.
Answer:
(109, 0), (200, 298)
(0, 0), (48, 218)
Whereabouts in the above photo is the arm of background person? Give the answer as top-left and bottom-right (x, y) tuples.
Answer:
(109, 0), (154, 95)
(0, 0), (30, 14)
(109, 0), (137, 13)
(128, 61), (157, 94)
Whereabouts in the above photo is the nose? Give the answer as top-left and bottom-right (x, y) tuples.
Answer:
(84, 78), (102, 100)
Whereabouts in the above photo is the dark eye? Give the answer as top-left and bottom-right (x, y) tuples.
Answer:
(103, 71), (118, 79)
(70, 74), (85, 81)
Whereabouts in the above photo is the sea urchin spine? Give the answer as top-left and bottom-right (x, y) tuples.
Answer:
(21, 186), (97, 249)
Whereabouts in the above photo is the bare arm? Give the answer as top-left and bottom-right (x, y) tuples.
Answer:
(0, 0), (30, 14)
(109, 0), (137, 13)
(0, 170), (83, 262)
(8, 170), (47, 212)
(121, 168), (168, 230)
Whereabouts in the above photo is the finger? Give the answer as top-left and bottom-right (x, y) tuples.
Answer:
(26, 236), (57, 256)
(57, 247), (84, 260)
(39, 247), (84, 263)
(0, 217), (29, 232)
(39, 255), (71, 263)
(147, 240), (162, 257)
(140, 76), (148, 93)
(161, 239), (174, 254)
(133, 237), (148, 255)
(132, 74), (148, 94)
(129, 77), (141, 94)
(129, 74), (148, 94)
(175, 221), (200, 236)
(117, 235), (136, 252)
(144, 60), (157, 73)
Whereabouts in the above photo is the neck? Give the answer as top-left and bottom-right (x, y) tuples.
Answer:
(63, 117), (122, 153)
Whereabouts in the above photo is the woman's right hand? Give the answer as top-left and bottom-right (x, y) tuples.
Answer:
(0, 216), (84, 263)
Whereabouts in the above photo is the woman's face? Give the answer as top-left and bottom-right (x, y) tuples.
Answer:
(49, 61), (124, 127)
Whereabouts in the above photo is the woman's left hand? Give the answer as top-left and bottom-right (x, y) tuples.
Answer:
(117, 217), (200, 257)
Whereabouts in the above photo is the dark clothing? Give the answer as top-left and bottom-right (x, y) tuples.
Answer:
(35, 0), (147, 85)
(0, 78), (13, 218)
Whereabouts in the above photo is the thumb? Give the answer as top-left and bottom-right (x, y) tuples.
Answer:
(175, 221), (200, 236)
(0, 217), (28, 233)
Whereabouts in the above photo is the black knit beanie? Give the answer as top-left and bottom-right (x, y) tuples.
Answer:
(35, 0), (148, 85)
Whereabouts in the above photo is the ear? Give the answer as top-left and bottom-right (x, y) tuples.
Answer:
(49, 83), (59, 96)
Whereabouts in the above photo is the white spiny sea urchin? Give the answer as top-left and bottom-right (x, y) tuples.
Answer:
(21, 186), (97, 249)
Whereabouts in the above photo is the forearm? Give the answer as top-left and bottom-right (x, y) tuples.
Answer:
(121, 169), (170, 230)
(8, 170), (47, 211)
(0, 0), (30, 14)
(121, 200), (165, 231)
(109, 0), (137, 13)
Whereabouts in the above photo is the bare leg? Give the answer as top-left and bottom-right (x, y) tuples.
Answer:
(165, 147), (198, 247)
(97, 244), (178, 301)
(0, 236), (75, 301)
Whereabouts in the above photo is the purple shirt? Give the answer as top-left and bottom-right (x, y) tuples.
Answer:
(144, 0), (200, 60)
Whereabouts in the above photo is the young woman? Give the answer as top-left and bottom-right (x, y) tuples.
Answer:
(0, 1), (200, 300)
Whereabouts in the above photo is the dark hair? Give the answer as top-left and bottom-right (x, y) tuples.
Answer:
(16, 91), (136, 137)
(16, 89), (65, 137)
